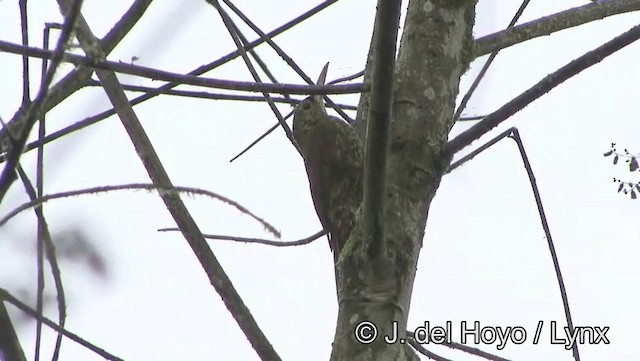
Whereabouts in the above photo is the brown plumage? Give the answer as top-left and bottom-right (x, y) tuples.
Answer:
(292, 84), (363, 260)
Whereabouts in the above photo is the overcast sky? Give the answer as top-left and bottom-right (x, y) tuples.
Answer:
(0, 0), (638, 360)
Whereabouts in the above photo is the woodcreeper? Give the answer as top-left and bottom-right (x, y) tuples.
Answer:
(292, 64), (363, 264)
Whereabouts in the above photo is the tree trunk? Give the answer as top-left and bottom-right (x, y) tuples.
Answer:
(331, 1), (477, 360)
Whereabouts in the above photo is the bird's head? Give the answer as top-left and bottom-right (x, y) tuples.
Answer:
(292, 62), (330, 131)
(293, 95), (326, 126)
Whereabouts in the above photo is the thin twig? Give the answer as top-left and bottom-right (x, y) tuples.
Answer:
(0, 0), (84, 203)
(445, 128), (580, 361)
(19, 0), (30, 108)
(474, 0), (640, 57)
(509, 129), (579, 361)
(0, 183), (280, 237)
(229, 111), (293, 163)
(407, 338), (453, 361)
(17, 167), (67, 361)
(38, 0), (154, 114)
(159, 229), (326, 247)
(446, 128), (512, 174)
(85, 79), (357, 109)
(209, 0), (300, 154)
(0, 289), (123, 361)
(454, 0), (531, 120)
(0, 40), (366, 96)
(446, 23), (640, 157)
(221, 0), (353, 123)
(327, 69), (364, 85)
(1, 0), (341, 163)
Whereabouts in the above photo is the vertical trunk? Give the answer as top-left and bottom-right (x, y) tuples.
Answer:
(331, 1), (477, 360)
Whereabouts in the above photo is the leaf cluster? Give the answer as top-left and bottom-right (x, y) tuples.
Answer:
(604, 143), (639, 199)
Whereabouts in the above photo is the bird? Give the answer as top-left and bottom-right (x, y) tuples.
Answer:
(292, 63), (363, 265)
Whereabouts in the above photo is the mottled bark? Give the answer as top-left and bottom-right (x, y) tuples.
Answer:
(331, 1), (477, 360)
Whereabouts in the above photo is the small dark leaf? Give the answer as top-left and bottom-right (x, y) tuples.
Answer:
(630, 157), (639, 172)
(636, 184), (640, 192)
(618, 183), (624, 193)
(603, 150), (613, 157)
(631, 190), (637, 200)
(613, 155), (619, 165)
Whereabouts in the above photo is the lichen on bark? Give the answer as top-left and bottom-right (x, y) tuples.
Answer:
(330, 1), (478, 360)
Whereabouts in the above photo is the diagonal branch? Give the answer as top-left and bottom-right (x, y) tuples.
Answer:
(220, 0), (353, 123)
(446, 23), (640, 157)
(0, 0), (84, 203)
(1, 0), (341, 164)
(38, 0), (154, 114)
(475, 0), (640, 57)
(454, 0), (531, 120)
(0, 0), (153, 160)
(509, 129), (580, 361)
(207, 0), (300, 153)
(1, 289), (122, 361)
(0, 41), (366, 96)
(55, 2), (281, 358)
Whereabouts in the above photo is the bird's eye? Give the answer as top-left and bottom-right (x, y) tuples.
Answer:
(301, 101), (311, 110)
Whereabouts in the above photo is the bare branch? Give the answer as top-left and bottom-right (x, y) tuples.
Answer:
(407, 337), (453, 361)
(158, 229), (326, 247)
(508, 129), (580, 361)
(0, 40), (366, 96)
(2, 0), (342, 165)
(475, 0), (640, 57)
(208, 0), (300, 155)
(446, 23), (640, 157)
(0, 289), (123, 361)
(0, 183), (279, 238)
(19, 0), (30, 107)
(52, 2), (282, 357)
(220, 0), (353, 123)
(85, 80), (358, 109)
(0, 300), (26, 361)
(17, 167), (67, 361)
(363, 0), (402, 256)
(448, 127), (581, 361)
(229, 111), (293, 163)
(0, 0), (84, 203)
(454, 0), (531, 119)
(38, 0), (154, 113)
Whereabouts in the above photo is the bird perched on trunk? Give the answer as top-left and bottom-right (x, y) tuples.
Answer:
(293, 63), (363, 265)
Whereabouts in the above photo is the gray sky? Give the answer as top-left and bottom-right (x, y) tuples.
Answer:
(0, 0), (638, 360)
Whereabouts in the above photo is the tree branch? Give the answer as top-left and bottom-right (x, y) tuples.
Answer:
(475, 0), (640, 57)
(53, 2), (281, 359)
(0, 183), (279, 237)
(0, 40), (366, 96)
(363, 0), (402, 256)
(0, 0), (83, 203)
(446, 23), (640, 157)
(1, 289), (122, 361)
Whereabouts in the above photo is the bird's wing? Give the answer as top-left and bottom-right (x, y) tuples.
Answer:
(304, 133), (332, 237)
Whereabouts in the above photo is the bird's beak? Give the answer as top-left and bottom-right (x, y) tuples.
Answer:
(317, 62), (329, 86)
